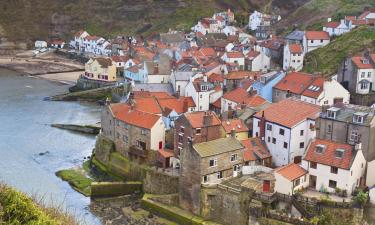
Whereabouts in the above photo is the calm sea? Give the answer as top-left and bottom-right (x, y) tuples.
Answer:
(0, 68), (101, 224)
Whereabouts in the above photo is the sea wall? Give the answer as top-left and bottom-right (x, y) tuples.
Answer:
(91, 181), (142, 197)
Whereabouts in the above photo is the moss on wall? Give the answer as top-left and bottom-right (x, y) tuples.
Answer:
(91, 181), (142, 197)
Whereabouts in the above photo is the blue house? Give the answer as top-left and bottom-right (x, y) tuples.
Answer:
(251, 71), (285, 102)
(124, 64), (146, 83)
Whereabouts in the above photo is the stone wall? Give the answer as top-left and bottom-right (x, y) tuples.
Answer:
(143, 169), (179, 195)
(91, 181), (142, 197)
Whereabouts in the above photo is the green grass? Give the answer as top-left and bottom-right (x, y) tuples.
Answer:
(303, 26), (375, 77)
(0, 184), (77, 225)
(56, 169), (92, 196)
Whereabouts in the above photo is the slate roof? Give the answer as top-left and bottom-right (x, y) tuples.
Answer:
(285, 30), (305, 41)
(320, 104), (375, 126)
(193, 137), (244, 158)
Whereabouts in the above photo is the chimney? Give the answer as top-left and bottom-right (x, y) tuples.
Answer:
(183, 98), (189, 112)
(259, 111), (266, 140)
(230, 128), (236, 138)
(203, 111), (213, 127)
(153, 64), (159, 74)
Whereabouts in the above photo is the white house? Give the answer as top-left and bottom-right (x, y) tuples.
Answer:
(70, 30), (89, 51)
(301, 139), (366, 194)
(274, 163), (308, 195)
(300, 78), (350, 106)
(323, 18), (350, 37)
(35, 40), (47, 49)
(352, 55), (375, 95)
(283, 43), (304, 71)
(221, 52), (245, 70)
(253, 99), (320, 166)
(221, 87), (267, 114)
(185, 74), (215, 111)
(245, 50), (270, 72)
(248, 10), (281, 31)
(303, 31), (330, 53)
(223, 26), (238, 36)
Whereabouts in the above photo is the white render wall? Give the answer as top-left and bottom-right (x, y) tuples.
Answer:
(367, 160), (375, 187)
(303, 37), (330, 53)
(290, 120), (316, 161)
(356, 68), (375, 94)
(283, 44), (304, 71)
(147, 74), (170, 84)
(251, 52), (271, 72)
(221, 98), (238, 114)
(150, 118), (166, 151)
(274, 172), (308, 195)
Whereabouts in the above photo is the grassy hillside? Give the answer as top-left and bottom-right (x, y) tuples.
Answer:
(0, 184), (77, 225)
(303, 26), (375, 77)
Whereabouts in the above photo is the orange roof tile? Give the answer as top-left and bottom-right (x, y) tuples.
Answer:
(226, 71), (260, 80)
(226, 51), (244, 58)
(301, 77), (324, 99)
(184, 111), (221, 128)
(133, 91), (173, 100)
(209, 73), (224, 83)
(274, 72), (315, 95)
(212, 97), (221, 108)
(352, 55), (374, 69)
(158, 149), (175, 158)
(305, 31), (330, 40)
(275, 163), (307, 181)
(223, 88), (267, 107)
(222, 119), (249, 134)
(133, 97), (163, 114)
(289, 43), (303, 54)
(324, 21), (340, 28)
(110, 104), (160, 129)
(304, 139), (355, 170)
(241, 138), (271, 161)
(200, 47), (216, 57)
(254, 99), (320, 128)
(158, 97), (194, 114)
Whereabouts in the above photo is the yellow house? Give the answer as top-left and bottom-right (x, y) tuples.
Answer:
(84, 57), (117, 82)
(222, 119), (249, 141)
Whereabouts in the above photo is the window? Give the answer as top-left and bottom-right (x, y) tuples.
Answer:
(279, 128), (285, 135)
(200, 94), (203, 99)
(327, 124), (332, 133)
(180, 127), (184, 133)
(124, 124), (129, 130)
(320, 39), (323, 43)
(258, 121), (260, 127)
(361, 72), (365, 78)
(255, 132), (259, 137)
(335, 149), (345, 158)
(315, 144), (325, 153)
(310, 162), (317, 169)
(368, 72), (372, 78)
(217, 171), (223, 179)
(353, 114), (365, 124)
(267, 136), (271, 142)
(266, 124), (272, 131)
(329, 180), (337, 188)
(230, 153), (238, 162)
(300, 130), (304, 136)
(310, 40), (313, 43)
(300, 142), (305, 148)
(203, 175), (208, 183)
(283, 142), (288, 149)
(209, 159), (217, 167)
(350, 130), (359, 143)
(327, 110), (336, 119)
(141, 129), (147, 135)
(295, 178), (300, 186)
(233, 165), (241, 172)
(361, 82), (369, 90)
(196, 128), (201, 134)
(272, 138), (276, 144)
(123, 135), (128, 143)
(178, 134), (183, 143)
(331, 166), (338, 174)
(116, 120), (120, 126)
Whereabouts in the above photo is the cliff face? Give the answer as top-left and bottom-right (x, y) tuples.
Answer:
(0, 0), (308, 44)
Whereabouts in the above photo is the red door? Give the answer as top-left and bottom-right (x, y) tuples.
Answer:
(159, 141), (163, 150)
(263, 180), (270, 193)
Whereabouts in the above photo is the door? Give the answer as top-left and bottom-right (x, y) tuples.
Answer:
(159, 141), (163, 150)
(309, 175), (317, 189)
(263, 180), (270, 193)
(334, 98), (343, 104)
(294, 156), (302, 164)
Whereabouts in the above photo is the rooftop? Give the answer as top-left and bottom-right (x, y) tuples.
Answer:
(110, 104), (160, 129)
(305, 31), (330, 40)
(275, 163), (307, 181)
(193, 137), (244, 158)
(184, 111), (221, 128)
(241, 138), (271, 161)
(320, 104), (375, 126)
(222, 119), (249, 134)
(274, 71), (316, 95)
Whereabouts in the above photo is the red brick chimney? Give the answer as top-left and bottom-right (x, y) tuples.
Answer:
(203, 111), (213, 127)
(183, 98), (189, 112)
(259, 110), (266, 140)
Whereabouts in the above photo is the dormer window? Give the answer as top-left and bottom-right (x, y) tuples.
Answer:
(201, 85), (208, 91)
(362, 59), (369, 64)
(353, 112), (367, 124)
(315, 144), (326, 154)
(335, 149), (345, 158)
(327, 107), (340, 119)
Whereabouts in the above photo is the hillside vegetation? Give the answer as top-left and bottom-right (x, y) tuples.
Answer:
(0, 184), (77, 225)
(303, 26), (375, 77)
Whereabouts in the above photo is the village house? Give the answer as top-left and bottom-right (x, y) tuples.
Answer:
(144, 60), (171, 84)
(224, 71), (260, 91)
(124, 64), (145, 83)
(337, 52), (375, 96)
(259, 38), (285, 64)
(301, 139), (366, 194)
(323, 18), (351, 36)
(284, 30), (305, 45)
(100, 103), (166, 164)
(222, 119), (249, 140)
(158, 97), (196, 130)
(179, 137), (244, 214)
(283, 42), (304, 71)
(70, 30), (89, 51)
(185, 75), (216, 111)
(84, 57), (117, 82)
(316, 104), (375, 161)
(221, 52), (245, 70)
(302, 31), (330, 53)
(241, 138), (272, 167)
(111, 55), (128, 76)
(245, 50), (271, 72)
(221, 87), (267, 114)
(35, 40), (47, 49)
(248, 10), (281, 31)
(272, 72), (349, 106)
(50, 40), (65, 49)
(170, 64), (198, 97)
(250, 71), (285, 102)
(274, 163), (308, 195)
(253, 98), (320, 166)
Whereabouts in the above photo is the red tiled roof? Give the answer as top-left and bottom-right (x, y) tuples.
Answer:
(304, 139), (355, 170)
(158, 149), (175, 158)
(305, 31), (330, 40)
(185, 111), (221, 128)
(74, 30), (87, 37)
(133, 97), (163, 114)
(212, 97), (221, 108)
(352, 55), (374, 69)
(223, 88), (267, 107)
(241, 138), (271, 161)
(110, 104), (160, 129)
(111, 55), (128, 63)
(200, 47), (216, 57)
(274, 72), (315, 95)
(226, 51), (244, 58)
(158, 97), (194, 114)
(324, 21), (340, 28)
(246, 50), (260, 59)
(275, 163), (307, 181)
(301, 77), (324, 99)
(133, 91), (173, 100)
(222, 119), (249, 134)
(208, 73), (224, 83)
(254, 99), (320, 128)
(226, 71), (260, 80)
(289, 43), (303, 54)
(359, 11), (371, 19)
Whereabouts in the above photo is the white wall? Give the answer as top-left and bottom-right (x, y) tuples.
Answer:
(317, 80), (350, 105)
(356, 68), (375, 94)
(303, 37), (330, 53)
(275, 172), (308, 195)
(150, 118), (166, 151)
(147, 74), (170, 84)
(367, 160), (375, 187)
(283, 44), (304, 71)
